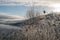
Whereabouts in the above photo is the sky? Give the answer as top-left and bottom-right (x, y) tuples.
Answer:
(0, 6), (28, 16)
(0, 0), (60, 18)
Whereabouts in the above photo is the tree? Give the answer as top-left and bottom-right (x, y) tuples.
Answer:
(26, 7), (35, 18)
(26, 7), (40, 19)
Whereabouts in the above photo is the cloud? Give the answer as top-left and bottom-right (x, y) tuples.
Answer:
(0, 13), (25, 20)
(0, 13), (26, 26)
(0, 0), (60, 6)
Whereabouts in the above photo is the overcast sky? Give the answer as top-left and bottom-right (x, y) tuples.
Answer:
(0, 0), (60, 17)
(0, 0), (60, 6)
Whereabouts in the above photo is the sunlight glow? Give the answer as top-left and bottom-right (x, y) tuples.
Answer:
(53, 8), (60, 12)
(50, 3), (60, 12)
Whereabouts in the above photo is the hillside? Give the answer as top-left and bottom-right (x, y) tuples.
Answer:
(0, 13), (60, 40)
(21, 13), (60, 40)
